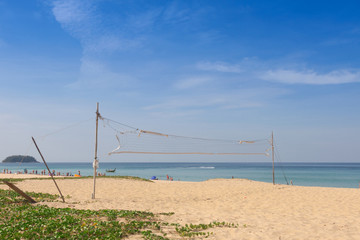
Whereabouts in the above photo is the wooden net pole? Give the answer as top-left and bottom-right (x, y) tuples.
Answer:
(272, 131), (275, 185)
(92, 102), (100, 199)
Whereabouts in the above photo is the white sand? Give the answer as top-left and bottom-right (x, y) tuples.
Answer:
(1, 175), (360, 239)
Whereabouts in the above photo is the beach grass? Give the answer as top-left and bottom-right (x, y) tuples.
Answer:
(0, 178), (24, 184)
(0, 188), (237, 239)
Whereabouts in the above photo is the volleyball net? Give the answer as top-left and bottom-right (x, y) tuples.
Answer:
(100, 117), (271, 157)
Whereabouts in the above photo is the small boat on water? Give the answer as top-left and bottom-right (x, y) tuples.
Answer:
(106, 168), (116, 172)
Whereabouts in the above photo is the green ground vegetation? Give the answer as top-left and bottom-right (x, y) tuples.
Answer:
(0, 187), (238, 239)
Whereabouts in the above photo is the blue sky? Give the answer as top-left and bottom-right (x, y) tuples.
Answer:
(0, 0), (359, 163)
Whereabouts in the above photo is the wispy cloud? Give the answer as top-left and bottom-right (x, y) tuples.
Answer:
(52, 0), (96, 39)
(85, 35), (143, 53)
(260, 69), (360, 85)
(195, 30), (223, 44)
(52, 0), (132, 54)
(321, 27), (360, 46)
(143, 95), (261, 112)
(144, 87), (288, 113)
(162, 1), (191, 24)
(52, 0), (92, 24)
(322, 38), (358, 46)
(66, 59), (136, 89)
(174, 76), (213, 90)
(197, 59), (360, 85)
(144, 96), (227, 110)
(51, 0), (145, 89)
(196, 61), (243, 73)
(51, 0), (162, 54)
(127, 8), (162, 31)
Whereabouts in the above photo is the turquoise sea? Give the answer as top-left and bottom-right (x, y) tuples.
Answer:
(1, 162), (360, 189)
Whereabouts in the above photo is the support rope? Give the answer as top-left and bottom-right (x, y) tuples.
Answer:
(39, 117), (93, 140)
(274, 143), (289, 185)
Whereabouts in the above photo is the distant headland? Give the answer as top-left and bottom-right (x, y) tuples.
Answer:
(2, 155), (39, 163)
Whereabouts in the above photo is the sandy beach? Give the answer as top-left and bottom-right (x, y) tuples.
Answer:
(1, 174), (360, 239)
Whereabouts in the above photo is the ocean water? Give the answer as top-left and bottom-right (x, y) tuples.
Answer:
(1, 162), (360, 189)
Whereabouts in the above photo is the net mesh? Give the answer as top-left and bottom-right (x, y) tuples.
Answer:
(101, 117), (270, 156)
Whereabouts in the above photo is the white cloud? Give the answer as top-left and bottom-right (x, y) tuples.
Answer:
(51, 0), (159, 54)
(197, 61), (243, 73)
(52, 0), (96, 38)
(260, 69), (360, 85)
(52, 0), (92, 24)
(51, 0), (127, 54)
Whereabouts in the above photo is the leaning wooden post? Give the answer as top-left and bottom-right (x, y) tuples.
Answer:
(2, 180), (37, 203)
(31, 137), (65, 202)
(92, 102), (100, 199)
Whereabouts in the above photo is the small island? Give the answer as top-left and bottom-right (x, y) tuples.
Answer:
(2, 155), (39, 163)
